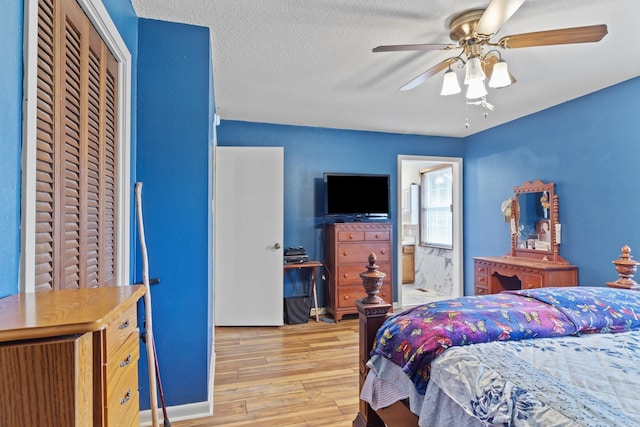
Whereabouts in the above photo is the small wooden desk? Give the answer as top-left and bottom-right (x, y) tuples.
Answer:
(284, 260), (323, 322)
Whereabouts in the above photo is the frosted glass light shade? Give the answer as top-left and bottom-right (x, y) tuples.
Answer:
(440, 70), (461, 95)
(488, 61), (512, 88)
(464, 57), (486, 84)
(466, 79), (487, 99)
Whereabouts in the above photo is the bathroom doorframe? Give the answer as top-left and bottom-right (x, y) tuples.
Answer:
(396, 155), (464, 309)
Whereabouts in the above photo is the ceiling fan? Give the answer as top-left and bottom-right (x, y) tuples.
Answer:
(373, 0), (608, 98)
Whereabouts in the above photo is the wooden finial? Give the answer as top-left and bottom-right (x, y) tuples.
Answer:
(359, 253), (387, 304)
(607, 245), (640, 290)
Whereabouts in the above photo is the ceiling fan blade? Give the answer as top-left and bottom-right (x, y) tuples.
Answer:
(400, 58), (455, 91)
(498, 24), (608, 48)
(475, 0), (526, 37)
(372, 43), (454, 53)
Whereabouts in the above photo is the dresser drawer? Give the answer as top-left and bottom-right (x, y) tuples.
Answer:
(475, 285), (489, 295)
(337, 263), (391, 286)
(104, 370), (139, 427)
(338, 243), (390, 264)
(337, 230), (365, 242)
(474, 274), (489, 289)
(105, 304), (137, 358)
(474, 263), (489, 277)
(336, 284), (392, 308)
(365, 230), (390, 241)
(521, 273), (543, 289)
(105, 331), (139, 403)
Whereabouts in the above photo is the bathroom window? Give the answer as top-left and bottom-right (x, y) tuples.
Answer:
(419, 165), (453, 248)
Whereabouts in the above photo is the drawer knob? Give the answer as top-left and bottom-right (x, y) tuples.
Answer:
(349, 234), (354, 239)
(121, 389), (131, 405)
(120, 354), (132, 368)
(343, 251), (348, 256)
(380, 249), (385, 254)
(375, 234), (380, 239)
(343, 273), (349, 278)
(119, 319), (130, 330)
(344, 295), (349, 300)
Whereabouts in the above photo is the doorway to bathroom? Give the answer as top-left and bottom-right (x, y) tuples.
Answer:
(397, 155), (463, 308)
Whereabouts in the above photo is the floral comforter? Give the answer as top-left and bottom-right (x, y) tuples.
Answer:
(371, 287), (640, 395)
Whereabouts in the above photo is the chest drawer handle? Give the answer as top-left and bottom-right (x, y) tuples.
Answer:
(348, 234), (354, 239)
(342, 251), (348, 256)
(119, 319), (130, 330)
(343, 295), (349, 300)
(343, 273), (349, 278)
(120, 354), (132, 368)
(380, 249), (385, 254)
(121, 389), (131, 405)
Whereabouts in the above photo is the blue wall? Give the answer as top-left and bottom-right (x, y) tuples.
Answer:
(0, 1), (23, 297)
(136, 18), (213, 407)
(217, 122), (463, 303)
(464, 77), (640, 295)
(2, 0), (638, 414)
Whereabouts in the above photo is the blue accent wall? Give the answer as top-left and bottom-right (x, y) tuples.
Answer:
(217, 122), (463, 303)
(0, 1), (23, 297)
(463, 77), (640, 295)
(136, 18), (213, 407)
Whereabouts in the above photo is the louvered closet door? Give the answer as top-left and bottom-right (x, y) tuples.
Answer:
(35, 0), (119, 291)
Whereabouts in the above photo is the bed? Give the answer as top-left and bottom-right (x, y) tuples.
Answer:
(354, 285), (640, 427)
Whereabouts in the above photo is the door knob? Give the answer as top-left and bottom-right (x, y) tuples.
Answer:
(273, 243), (281, 250)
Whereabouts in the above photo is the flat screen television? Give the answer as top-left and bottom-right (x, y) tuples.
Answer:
(324, 173), (390, 220)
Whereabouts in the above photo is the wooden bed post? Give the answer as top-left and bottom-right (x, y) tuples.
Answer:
(353, 254), (392, 427)
(353, 299), (391, 427)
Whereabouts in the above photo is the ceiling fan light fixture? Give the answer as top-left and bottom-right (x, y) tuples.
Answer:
(466, 79), (488, 100)
(464, 56), (486, 84)
(488, 61), (512, 88)
(440, 70), (461, 95)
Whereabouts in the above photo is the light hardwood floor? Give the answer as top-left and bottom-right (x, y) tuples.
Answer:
(172, 316), (361, 426)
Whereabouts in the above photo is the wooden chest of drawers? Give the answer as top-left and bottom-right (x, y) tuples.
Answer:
(473, 256), (578, 295)
(325, 222), (393, 320)
(0, 285), (145, 427)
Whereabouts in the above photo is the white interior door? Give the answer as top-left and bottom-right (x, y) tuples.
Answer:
(214, 147), (284, 326)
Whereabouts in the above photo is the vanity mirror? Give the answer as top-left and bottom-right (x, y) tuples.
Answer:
(510, 180), (564, 262)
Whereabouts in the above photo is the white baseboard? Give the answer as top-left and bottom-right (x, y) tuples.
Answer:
(139, 400), (212, 426)
(140, 351), (215, 426)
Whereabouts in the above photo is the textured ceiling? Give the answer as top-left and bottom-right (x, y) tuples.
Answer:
(131, 0), (640, 137)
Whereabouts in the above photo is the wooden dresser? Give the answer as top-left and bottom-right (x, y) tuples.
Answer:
(474, 256), (578, 295)
(325, 222), (393, 320)
(0, 285), (145, 427)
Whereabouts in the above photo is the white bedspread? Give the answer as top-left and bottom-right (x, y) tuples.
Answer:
(363, 330), (640, 426)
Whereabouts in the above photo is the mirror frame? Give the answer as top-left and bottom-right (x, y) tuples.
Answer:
(510, 180), (566, 262)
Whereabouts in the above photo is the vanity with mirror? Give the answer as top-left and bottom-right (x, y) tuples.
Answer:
(474, 180), (578, 295)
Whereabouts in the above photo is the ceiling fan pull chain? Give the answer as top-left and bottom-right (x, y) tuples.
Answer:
(465, 102), (470, 129)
